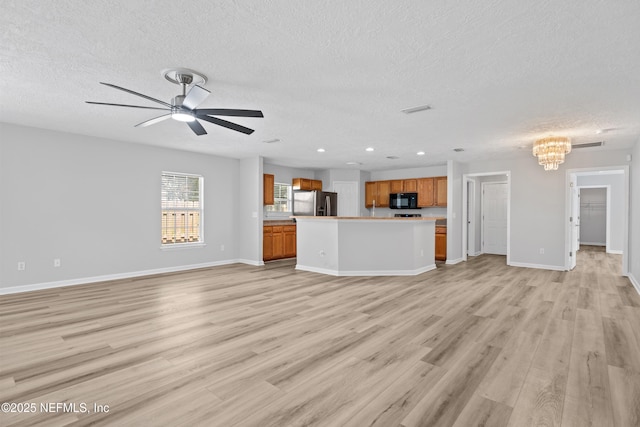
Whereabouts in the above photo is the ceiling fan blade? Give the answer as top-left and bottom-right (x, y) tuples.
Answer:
(86, 101), (170, 111)
(135, 114), (171, 128)
(187, 119), (207, 136)
(182, 85), (210, 110)
(195, 108), (264, 117)
(100, 82), (173, 108)
(196, 114), (255, 135)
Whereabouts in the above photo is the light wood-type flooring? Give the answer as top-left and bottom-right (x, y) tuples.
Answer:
(1, 246), (639, 426)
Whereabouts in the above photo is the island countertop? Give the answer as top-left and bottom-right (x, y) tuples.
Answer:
(294, 216), (439, 276)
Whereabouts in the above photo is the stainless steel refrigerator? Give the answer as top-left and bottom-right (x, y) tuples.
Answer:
(293, 191), (338, 216)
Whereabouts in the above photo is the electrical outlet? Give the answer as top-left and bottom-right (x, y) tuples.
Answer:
(54, 259), (61, 267)
(539, 248), (545, 254)
(220, 244), (225, 251)
(18, 261), (26, 271)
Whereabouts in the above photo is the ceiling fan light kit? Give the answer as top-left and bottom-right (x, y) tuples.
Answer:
(86, 68), (263, 136)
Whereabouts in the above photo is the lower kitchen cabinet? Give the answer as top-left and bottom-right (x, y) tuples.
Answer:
(264, 224), (296, 261)
(435, 226), (447, 261)
(283, 225), (296, 258)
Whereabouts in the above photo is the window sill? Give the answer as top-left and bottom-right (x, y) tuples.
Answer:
(160, 242), (207, 251)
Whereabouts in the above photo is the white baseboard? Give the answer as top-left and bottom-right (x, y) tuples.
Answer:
(445, 257), (464, 265)
(628, 273), (640, 295)
(508, 261), (566, 271)
(580, 242), (605, 246)
(0, 259), (251, 295)
(607, 249), (623, 255)
(235, 258), (264, 267)
(295, 264), (437, 277)
(467, 251), (482, 257)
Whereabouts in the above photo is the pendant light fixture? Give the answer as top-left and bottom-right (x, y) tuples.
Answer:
(532, 136), (572, 171)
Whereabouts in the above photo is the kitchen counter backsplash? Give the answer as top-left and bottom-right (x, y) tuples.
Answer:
(264, 219), (296, 225)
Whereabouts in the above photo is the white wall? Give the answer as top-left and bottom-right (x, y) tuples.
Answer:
(464, 149), (633, 270)
(0, 123), (241, 291)
(447, 161), (464, 263)
(238, 157), (262, 265)
(629, 138), (640, 291)
(263, 163), (316, 187)
(576, 173), (625, 251)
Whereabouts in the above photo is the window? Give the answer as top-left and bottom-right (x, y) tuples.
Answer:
(266, 182), (292, 213)
(161, 172), (203, 245)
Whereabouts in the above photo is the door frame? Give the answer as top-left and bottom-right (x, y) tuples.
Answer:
(462, 171), (511, 264)
(466, 179), (477, 256)
(564, 166), (629, 275)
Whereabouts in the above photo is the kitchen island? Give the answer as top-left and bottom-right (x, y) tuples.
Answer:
(294, 216), (444, 276)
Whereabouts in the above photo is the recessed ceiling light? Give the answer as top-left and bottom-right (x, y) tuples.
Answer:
(365, 147), (374, 152)
(401, 104), (432, 114)
(453, 148), (465, 152)
(346, 161), (362, 165)
(317, 148), (325, 153)
(417, 151), (425, 156)
(263, 138), (281, 144)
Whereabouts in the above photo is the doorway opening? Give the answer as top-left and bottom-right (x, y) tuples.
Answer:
(565, 167), (628, 274)
(462, 171), (511, 264)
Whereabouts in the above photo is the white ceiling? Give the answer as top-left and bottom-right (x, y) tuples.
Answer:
(2, 0), (640, 171)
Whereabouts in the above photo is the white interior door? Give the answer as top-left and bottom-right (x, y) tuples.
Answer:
(482, 182), (508, 255)
(332, 181), (359, 217)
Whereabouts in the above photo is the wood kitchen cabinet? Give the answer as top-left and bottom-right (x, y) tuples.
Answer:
(263, 174), (275, 205)
(389, 180), (404, 193)
(263, 226), (273, 260)
(283, 225), (297, 258)
(365, 181), (391, 207)
(417, 178), (435, 207)
(403, 179), (418, 192)
(435, 226), (447, 261)
(434, 176), (448, 206)
(365, 182), (376, 208)
(263, 224), (296, 261)
(292, 178), (323, 191)
(365, 176), (446, 209)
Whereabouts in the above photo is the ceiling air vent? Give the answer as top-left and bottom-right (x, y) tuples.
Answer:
(573, 141), (604, 149)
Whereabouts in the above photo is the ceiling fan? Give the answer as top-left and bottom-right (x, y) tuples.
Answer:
(86, 68), (263, 136)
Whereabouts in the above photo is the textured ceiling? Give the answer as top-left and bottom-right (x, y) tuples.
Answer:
(2, 0), (640, 170)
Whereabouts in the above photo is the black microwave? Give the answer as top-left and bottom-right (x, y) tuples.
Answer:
(389, 192), (420, 209)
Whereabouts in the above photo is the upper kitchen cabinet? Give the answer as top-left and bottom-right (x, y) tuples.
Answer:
(263, 174), (274, 205)
(417, 178), (435, 207)
(403, 179), (418, 192)
(292, 178), (323, 191)
(365, 181), (391, 207)
(390, 180), (404, 193)
(434, 176), (448, 206)
(365, 176), (446, 209)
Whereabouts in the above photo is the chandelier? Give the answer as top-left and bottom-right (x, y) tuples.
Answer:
(532, 136), (572, 171)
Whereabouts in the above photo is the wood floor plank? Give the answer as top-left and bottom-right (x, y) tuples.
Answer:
(0, 246), (637, 426)
(400, 342), (502, 427)
(477, 331), (541, 407)
(506, 318), (574, 427)
(561, 309), (614, 427)
(608, 366), (640, 427)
